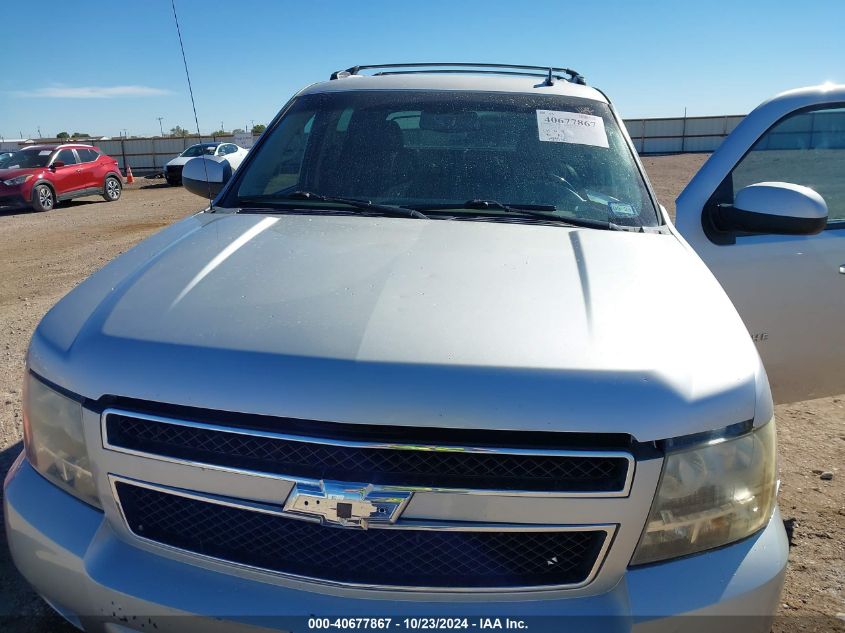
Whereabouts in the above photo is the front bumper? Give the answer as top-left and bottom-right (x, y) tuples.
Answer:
(164, 165), (183, 183)
(5, 453), (788, 633)
(0, 189), (27, 208)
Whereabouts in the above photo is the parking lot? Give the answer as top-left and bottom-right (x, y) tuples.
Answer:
(0, 156), (842, 632)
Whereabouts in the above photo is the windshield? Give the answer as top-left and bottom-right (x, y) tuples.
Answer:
(232, 90), (659, 227)
(1, 150), (52, 169)
(180, 144), (217, 157)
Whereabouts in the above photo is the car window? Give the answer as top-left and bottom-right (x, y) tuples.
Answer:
(77, 148), (99, 163)
(730, 105), (845, 223)
(234, 91), (658, 227)
(55, 149), (78, 165)
(2, 150), (52, 168)
(238, 112), (314, 193)
(180, 144), (216, 157)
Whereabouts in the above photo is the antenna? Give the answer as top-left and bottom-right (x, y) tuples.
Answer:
(170, 0), (213, 209)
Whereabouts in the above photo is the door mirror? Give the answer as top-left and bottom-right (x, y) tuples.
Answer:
(182, 156), (234, 198)
(712, 182), (828, 236)
(51, 160), (65, 170)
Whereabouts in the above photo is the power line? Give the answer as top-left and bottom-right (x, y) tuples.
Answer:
(171, 0), (212, 207)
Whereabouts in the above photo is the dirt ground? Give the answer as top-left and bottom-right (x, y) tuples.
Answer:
(0, 156), (842, 631)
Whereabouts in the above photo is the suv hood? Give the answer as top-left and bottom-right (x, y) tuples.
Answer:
(29, 213), (765, 441)
(167, 156), (201, 167)
(0, 167), (40, 179)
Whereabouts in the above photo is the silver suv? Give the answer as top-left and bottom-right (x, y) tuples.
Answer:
(7, 64), (845, 632)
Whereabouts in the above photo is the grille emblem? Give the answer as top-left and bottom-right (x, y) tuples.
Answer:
(283, 481), (411, 528)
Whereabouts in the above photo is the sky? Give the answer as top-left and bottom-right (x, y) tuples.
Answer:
(1, 0), (843, 139)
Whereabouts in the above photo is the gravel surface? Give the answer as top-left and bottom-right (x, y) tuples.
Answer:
(0, 161), (842, 631)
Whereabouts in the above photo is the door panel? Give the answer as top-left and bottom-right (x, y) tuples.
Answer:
(676, 87), (845, 404)
(77, 148), (101, 190)
(50, 149), (87, 195)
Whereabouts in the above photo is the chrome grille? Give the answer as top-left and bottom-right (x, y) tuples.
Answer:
(114, 480), (610, 590)
(103, 410), (633, 494)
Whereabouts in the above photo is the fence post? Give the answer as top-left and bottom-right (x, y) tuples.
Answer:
(120, 138), (127, 174)
(640, 120), (645, 154)
(809, 111), (817, 149)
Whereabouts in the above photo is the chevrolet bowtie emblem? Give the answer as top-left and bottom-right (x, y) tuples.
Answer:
(283, 481), (412, 528)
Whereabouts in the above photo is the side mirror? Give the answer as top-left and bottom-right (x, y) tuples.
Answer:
(51, 160), (65, 170)
(182, 156), (233, 199)
(713, 182), (828, 236)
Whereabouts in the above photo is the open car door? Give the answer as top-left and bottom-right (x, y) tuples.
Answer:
(676, 85), (845, 404)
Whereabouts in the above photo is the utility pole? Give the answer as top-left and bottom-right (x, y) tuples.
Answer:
(157, 117), (164, 136)
(37, 126), (42, 138)
(122, 129), (128, 138)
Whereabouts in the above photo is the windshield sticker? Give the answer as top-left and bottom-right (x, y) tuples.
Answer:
(536, 110), (608, 147)
(610, 202), (637, 217)
(38, 150), (51, 155)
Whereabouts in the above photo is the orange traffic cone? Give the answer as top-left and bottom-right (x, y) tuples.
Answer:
(125, 164), (135, 184)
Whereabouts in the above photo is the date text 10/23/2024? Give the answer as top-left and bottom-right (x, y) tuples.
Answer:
(307, 618), (529, 630)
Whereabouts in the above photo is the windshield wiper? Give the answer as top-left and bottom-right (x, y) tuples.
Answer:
(416, 199), (626, 231)
(239, 191), (428, 219)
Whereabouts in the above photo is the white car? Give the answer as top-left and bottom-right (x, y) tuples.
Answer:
(163, 142), (248, 186)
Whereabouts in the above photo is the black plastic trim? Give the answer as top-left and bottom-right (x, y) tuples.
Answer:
(95, 395), (639, 453)
(330, 63), (586, 85)
(57, 186), (102, 202)
(708, 203), (826, 238)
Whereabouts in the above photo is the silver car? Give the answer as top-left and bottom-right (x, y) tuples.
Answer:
(7, 64), (844, 632)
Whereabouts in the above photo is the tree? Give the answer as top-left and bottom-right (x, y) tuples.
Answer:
(170, 125), (190, 137)
(211, 129), (227, 137)
(56, 132), (70, 139)
(251, 123), (266, 134)
(232, 128), (245, 134)
(72, 132), (90, 138)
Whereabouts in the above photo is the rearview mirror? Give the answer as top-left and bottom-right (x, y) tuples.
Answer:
(182, 156), (233, 199)
(419, 110), (481, 132)
(712, 182), (828, 237)
(51, 161), (65, 170)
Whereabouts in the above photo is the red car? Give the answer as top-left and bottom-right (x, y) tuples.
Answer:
(0, 144), (123, 211)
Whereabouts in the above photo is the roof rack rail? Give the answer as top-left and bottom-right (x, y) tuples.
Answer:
(329, 63), (586, 86)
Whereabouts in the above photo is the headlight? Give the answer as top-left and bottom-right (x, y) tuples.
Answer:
(2, 174), (32, 186)
(630, 419), (777, 565)
(22, 372), (100, 508)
